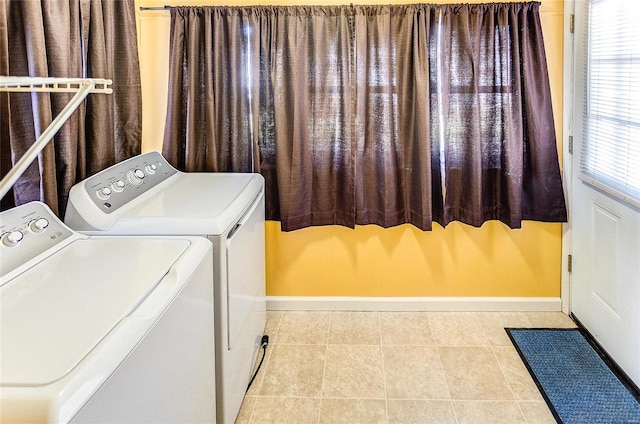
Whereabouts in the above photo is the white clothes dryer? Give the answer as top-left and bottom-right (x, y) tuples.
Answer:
(64, 151), (266, 424)
(0, 202), (215, 423)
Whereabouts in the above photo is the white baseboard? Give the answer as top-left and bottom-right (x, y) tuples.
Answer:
(266, 296), (562, 312)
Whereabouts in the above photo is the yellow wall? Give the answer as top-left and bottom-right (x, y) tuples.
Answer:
(137, 0), (565, 298)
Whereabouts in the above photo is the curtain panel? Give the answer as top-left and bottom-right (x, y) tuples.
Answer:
(0, 0), (142, 216)
(436, 3), (566, 227)
(164, 2), (567, 232)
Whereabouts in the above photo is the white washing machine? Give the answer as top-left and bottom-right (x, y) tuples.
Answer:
(64, 151), (266, 424)
(0, 201), (215, 423)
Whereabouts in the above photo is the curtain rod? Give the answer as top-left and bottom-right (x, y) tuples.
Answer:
(140, 1), (536, 11)
(139, 5), (171, 11)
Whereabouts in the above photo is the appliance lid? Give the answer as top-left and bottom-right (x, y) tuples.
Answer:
(0, 237), (190, 387)
(113, 173), (261, 235)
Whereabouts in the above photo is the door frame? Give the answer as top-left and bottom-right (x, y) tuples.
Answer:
(561, 0), (576, 314)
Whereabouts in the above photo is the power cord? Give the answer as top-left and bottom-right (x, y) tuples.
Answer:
(246, 335), (269, 392)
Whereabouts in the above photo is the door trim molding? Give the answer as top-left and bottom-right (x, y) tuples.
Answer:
(561, 0), (577, 314)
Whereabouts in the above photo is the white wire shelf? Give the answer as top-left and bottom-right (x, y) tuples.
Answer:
(0, 77), (113, 201)
(0, 77), (112, 93)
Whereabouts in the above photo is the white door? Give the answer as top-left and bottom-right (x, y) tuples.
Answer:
(570, 0), (640, 386)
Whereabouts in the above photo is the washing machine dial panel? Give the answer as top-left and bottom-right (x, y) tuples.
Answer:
(0, 203), (73, 278)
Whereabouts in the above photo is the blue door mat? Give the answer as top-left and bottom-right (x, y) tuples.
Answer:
(507, 328), (640, 424)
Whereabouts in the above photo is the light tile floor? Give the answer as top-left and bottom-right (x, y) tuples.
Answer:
(236, 311), (577, 424)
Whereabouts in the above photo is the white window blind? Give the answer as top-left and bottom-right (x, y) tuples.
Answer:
(580, 0), (640, 208)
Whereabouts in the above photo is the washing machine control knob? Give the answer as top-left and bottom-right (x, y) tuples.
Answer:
(145, 164), (157, 174)
(29, 218), (50, 233)
(128, 169), (145, 185)
(2, 230), (24, 247)
(111, 179), (126, 192)
(96, 187), (112, 200)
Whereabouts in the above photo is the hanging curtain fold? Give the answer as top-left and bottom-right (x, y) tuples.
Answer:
(0, 0), (142, 216)
(436, 2), (566, 228)
(164, 2), (567, 232)
(164, 6), (357, 229)
(353, 5), (439, 230)
(267, 6), (356, 230)
(164, 7), (259, 173)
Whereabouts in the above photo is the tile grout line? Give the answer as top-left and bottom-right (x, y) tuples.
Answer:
(317, 311), (332, 424)
(377, 312), (390, 424)
(483, 312), (530, 422)
(510, 312), (547, 422)
(480, 322), (527, 422)
(427, 312), (459, 424)
(245, 395), (550, 402)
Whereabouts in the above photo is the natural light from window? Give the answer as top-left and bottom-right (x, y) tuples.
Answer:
(580, 0), (640, 207)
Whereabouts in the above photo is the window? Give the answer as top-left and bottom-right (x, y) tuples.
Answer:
(580, 0), (640, 208)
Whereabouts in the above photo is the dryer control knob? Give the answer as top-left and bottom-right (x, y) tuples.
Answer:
(145, 164), (157, 174)
(128, 169), (145, 185)
(2, 230), (24, 247)
(29, 218), (49, 233)
(97, 187), (112, 200)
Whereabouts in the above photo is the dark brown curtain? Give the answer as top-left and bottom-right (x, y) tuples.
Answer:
(164, 2), (567, 232)
(164, 7), (258, 173)
(267, 6), (356, 230)
(354, 5), (440, 230)
(0, 0), (141, 216)
(436, 2), (566, 227)
(164, 6), (357, 229)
